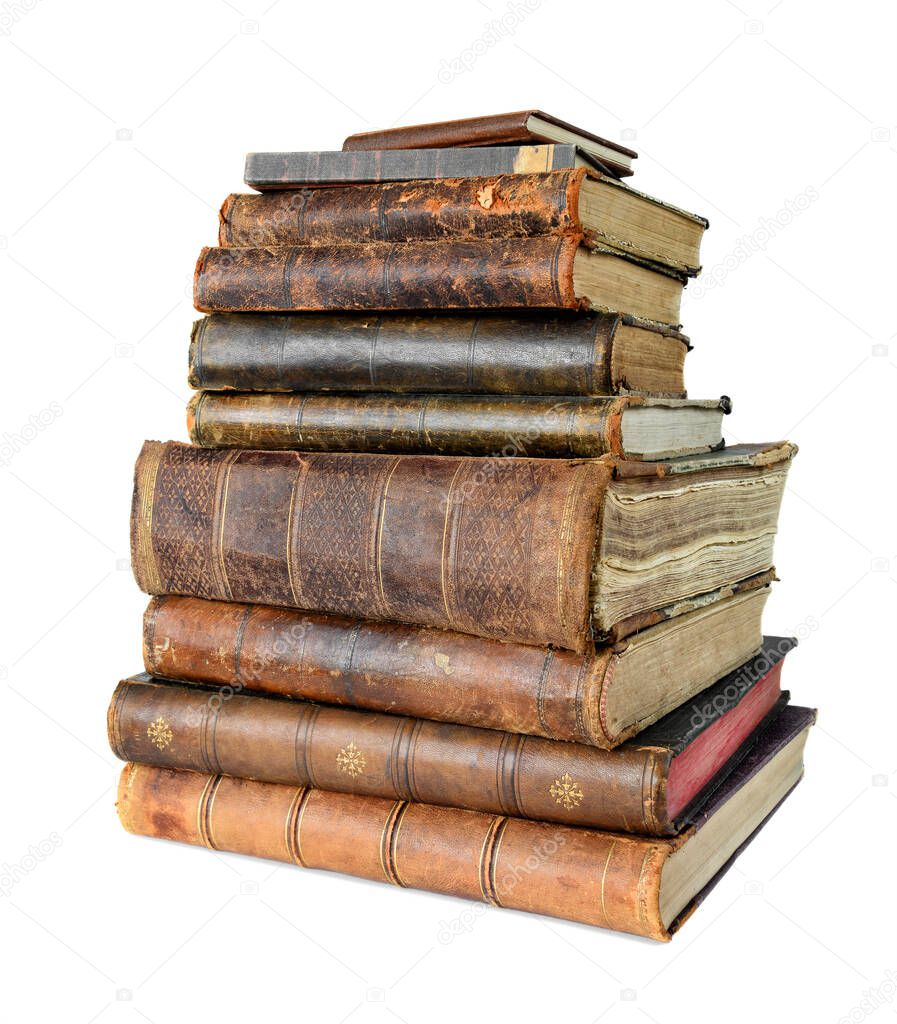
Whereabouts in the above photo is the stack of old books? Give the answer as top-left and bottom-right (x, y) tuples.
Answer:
(110, 110), (814, 942)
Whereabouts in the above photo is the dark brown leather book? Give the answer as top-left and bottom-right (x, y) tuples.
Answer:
(245, 144), (602, 189)
(130, 440), (795, 651)
(108, 639), (792, 834)
(142, 581), (771, 747)
(188, 312), (691, 398)
(219, 171), (706, 275)
(192, 236), (688, 323)
(342, 110), (638, 179)
(186, 394), (729, 460)
(115, 705), (815, 940)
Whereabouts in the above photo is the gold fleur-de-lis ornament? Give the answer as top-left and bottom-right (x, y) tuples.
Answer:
(549, 772), (584, 810)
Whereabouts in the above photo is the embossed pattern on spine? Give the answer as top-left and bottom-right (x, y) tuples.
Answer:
(107, 676), (666, 831)
(131, 441), (607, 651)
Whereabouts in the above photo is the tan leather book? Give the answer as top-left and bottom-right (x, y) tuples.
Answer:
(141, 581), (772, 748)
(341, 110), (638, 179)
(219, 170), (706, 275)
(115, 705), (815, 941)
(188, 311), (691, 398)
(130, 441), (794, 652)
(186, 394), (730, 460)
(192, 236), (688, 323)
(108, 639), (792, 834)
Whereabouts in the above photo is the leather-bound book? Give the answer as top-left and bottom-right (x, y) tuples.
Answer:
(188, 312), (691, 398)
(115, 705), (815, 941)
(245, 144), (606, 189)
(109, 638), (793, 834)
(192, 236), (687, 323)
(141, 582), (772, 748)
(186, 394), (729, 460)
(219, 170), (706, 275)
(341, 110), (638, 179)
(130, 441), (795, 652)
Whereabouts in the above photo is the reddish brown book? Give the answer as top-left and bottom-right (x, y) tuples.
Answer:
(130, 441), (795, 652)
(141, 581), (771, 748)
(218, 171), (706, 275)
(192, 236), (688, 323)
(115, 705), (815, 940)
(108, 639), (792, 834)
(342, 110), (638, 179)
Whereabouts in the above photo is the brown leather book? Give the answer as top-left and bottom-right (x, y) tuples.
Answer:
(188, 311), (691, 398)
(186, 394), (729, 460)
(108, 639), (792, 834)
(130, 441), (794, 651)
(192, 236), (687, 323)
(142, 581), (772, 747)
(115, 705), (815, 940)
(219, 171), (706, 275)
(341, 110), (638, 179)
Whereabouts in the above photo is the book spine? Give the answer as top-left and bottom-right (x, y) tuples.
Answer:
(342, 113), (536, 150)
(142, 597), (618, 747)
(131, 441), (607, 652)
(218, 171), (584, 247)
(117, 762), (673, 939)
(188, 312), (619, 395)
(187, 392), (629, 458)
(108, 677), (668, 832)
(243, 145), (580, 189)
(193, 236), (585, 313)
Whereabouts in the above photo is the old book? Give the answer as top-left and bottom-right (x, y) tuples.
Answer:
(193, 236), (688, 323)
(186, 394), (729, 460)
(342, 110), (638, 179)
(115, 705), (815, 940)
(245, 144), (604, 190)
(142, 581), (772, 748)
(130, 440), (794, 651)
(220, 171), (706, 275)
(188, 312), (691, 398)
(109, 639), (792, 834)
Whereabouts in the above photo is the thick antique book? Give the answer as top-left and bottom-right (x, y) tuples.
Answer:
(109, 638), (793, 834)
(188, 312), (691, 398)
(342, 110), (638, 179)
(115, 705), (815, 940)
(193, 236), (688, 323)
(245, 144), (605, 190)
(142, 582), (771, 747)
(186, 394), (729, 460)
(220, 171), (706, 275)
(130, 440), (794, 651)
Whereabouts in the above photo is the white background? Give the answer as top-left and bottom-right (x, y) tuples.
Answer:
(1, 1), (895, 1020)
